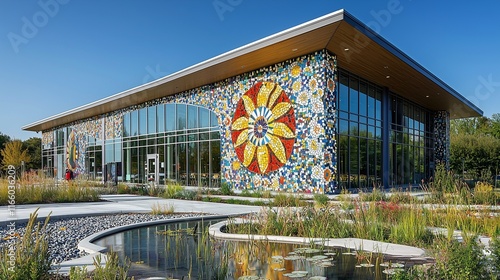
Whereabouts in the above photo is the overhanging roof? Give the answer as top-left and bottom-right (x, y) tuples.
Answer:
(23, 9), (482, 132)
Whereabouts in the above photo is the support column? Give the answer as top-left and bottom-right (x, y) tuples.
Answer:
(433, 111), (450, 169)
(382, 88), (390, 188)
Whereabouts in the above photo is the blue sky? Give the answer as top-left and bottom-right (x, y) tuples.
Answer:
(1, 0), (499, 140)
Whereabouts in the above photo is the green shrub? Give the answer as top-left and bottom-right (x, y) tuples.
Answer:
(428, 237), (488, 280)
(474, 181), (497, 205)
(92, 251), (132, 280)
(490, 237), (500, 277)
(117, 183), (130, 194)
(359, 187), (387, 202)
(0, 209), (52, 280)
(220, 182), (233, 196)
(146, 184), (163, 197)
(163, 183), (184, 199)
(313, 193), (329, 207)
(69, 266), (88, 280)
(175, 189), (199, 200)
(273, 193), (305, 207)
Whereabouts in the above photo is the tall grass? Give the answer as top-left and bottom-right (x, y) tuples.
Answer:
(151, 202), (175, 215)
(92, 251), (133, 280)
(0, 176), (102, 205)
(0, 209), (52, 280)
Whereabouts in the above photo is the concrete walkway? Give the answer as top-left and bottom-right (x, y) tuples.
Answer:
(0, 194), (262, 276)
(0, 194), (262, 226)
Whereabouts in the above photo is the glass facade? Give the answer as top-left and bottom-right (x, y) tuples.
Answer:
(122, 103), (220, 187)
(390, 95), (433, 185)
(337, 69), (434, 189)
(38, 50), (442, 193)
(337, 70), (383, 188)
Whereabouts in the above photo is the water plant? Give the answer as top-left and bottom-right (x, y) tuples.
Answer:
(92, 251), (133, 280)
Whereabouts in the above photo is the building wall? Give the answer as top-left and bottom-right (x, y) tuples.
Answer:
(42, 50), (338, 193)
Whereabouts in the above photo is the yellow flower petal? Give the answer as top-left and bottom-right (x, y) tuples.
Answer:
(243, 142), (256, 167)
(231, 116), (248, 131)
(268, 134), (286, 163)
(242, 95), (255, 114)
(268, 102), (292, 123)
(257, 82), (274, 107)
(267, 84), (283, 109)
(234, 129), (248, 147)
(256, 146), (269, 173)
(271, 122), (295, 138)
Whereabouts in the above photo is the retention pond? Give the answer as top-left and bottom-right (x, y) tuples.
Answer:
(94, 217), (424, 279)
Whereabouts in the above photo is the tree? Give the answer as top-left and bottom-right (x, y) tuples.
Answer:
(450, 133), (500, 179)
(450, 116), (491, 136)
(23, 137), (41, 170)
(491, 113), (500, 139)
(1, 140), (30, 169)
(0, 132), (11, 166)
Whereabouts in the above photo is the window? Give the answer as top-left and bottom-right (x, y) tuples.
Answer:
(390, 95), (432, 185)
(337, 69), (383, 189)
(139, 108), (147, 135)
(121, 103), (221, 187)
(148, 106), (156, 134)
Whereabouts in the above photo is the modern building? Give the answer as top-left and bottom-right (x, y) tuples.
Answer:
(23, 10), (482, 193)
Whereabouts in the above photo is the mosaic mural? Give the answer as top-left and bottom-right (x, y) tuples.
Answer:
(42, 50), (338, 193)
(230, 81), (296, 174)
(434, 110), (450, 169)
(66, 130), (78, 171)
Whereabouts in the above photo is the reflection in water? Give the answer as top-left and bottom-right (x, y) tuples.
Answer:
(95, 219), (403, 279)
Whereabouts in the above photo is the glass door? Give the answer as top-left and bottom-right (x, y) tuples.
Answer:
(146, 154), (159, 184)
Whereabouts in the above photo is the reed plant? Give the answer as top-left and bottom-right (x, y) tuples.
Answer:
(92, 251), (133, 280)
(0, 209), (52, 280)
(272, 193), (306, 207)
(313, 193), (329, 207)
(150, 202), (175, 215)
(0, 177), (102, 205)
(389, 206), (433, 247)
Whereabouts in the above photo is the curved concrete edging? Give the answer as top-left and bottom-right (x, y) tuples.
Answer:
(78, 214), (232, 254)
(208, 218), (428, 259)
(54, 214), (239, 275)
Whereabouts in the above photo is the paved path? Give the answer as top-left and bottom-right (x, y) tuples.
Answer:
(0, 194), (262, 277)
(0, 194), (261, 226)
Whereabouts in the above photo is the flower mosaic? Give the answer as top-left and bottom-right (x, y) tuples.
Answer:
(230, 81), (296, 174)
(42, 50), (339, 193)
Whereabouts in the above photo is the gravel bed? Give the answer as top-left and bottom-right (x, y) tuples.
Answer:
(0, 213), (210, 264)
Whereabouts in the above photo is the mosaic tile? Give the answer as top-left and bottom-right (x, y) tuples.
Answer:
(434, 110), (450, 169)
(42, 50), (338, 193)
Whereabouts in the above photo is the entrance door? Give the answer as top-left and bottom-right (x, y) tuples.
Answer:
(146, 154), (159, 184)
